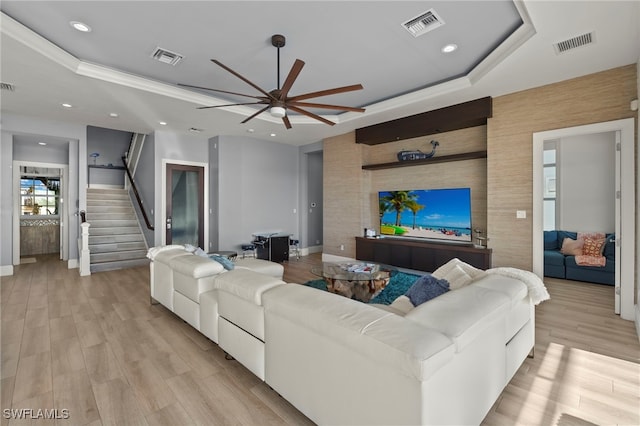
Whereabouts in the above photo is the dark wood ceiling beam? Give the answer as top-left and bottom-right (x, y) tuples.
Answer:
(355, 96), (492, 145)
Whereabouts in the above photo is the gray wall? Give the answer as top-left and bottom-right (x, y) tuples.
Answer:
(306, 150), (323, 247)
(14, 141), (69, 164)
(209, 137), (220, 252)
(87, 126), (132, 187)
(218, 135), (299, 252)
(0, 132), (14, 269)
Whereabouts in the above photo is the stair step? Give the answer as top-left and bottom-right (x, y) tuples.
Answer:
(87, 199), (131, 207)
(90, 258), (150, 273)
(85, 206), (134, 214)
(90, 227), (142, 236)
(89, 219), (139, 228)
(91, 249), (148, 264)
(89, 234), (145, 245)
(89, 241), (147, 253)
(87, 213), (136, 221)
(87, 192), (129, 200)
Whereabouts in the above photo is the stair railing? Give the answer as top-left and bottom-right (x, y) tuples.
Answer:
(121, 156), (154, 230)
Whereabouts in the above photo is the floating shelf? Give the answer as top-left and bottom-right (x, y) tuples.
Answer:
(361, 150), (487, 171)
(88, 164), (126, 170)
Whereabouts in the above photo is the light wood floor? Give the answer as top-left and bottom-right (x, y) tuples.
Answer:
(1, 253), (638, 425)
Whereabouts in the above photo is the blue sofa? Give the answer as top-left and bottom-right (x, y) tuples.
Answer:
(543, 230), (615, 286)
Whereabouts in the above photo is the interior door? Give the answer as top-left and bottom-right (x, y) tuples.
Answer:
(166, 164), (204, 249)
(614, 131), (621, 314)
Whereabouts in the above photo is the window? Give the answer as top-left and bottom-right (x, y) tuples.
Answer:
(543, 143), (557, 230)
(20, 175), (60, 216)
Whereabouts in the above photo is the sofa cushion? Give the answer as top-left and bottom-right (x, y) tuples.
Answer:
(263, 284), (455, 381)
(544, 249), (565, 266)
(471, 275), (528, 307)
(544, 231), (558, 250)
(234, 258), (284, 279)
(405, 285), (509, 352)
(603, 234), (616, 259)
(169, 254), (225, 278)
(214, 268), (285, 305)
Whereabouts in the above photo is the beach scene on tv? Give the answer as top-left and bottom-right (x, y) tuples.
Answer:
(378, 188), (472, 242)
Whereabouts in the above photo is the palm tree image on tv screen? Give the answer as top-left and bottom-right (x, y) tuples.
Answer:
(378, 188), (472, 242)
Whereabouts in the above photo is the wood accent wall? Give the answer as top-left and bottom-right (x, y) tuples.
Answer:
(324, 126), (487, 258)
(487, 64), (637, 269)
(323, 64), (637, 265)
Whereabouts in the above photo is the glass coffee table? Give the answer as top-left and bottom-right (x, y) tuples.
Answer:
(311, 261), (394, 302)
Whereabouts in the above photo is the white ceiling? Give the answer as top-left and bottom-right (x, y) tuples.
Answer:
(1, 1), (639, 146)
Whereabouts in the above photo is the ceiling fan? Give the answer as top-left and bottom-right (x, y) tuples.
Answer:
(179, 34), (365, 129)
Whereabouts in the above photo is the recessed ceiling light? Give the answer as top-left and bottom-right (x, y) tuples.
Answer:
(159, 121), (167, 126)
(38, 142), (47, 146)
(247, 129), (255, 133)
(109, 112), (119, 118)
(70, 21), (91, 32)
(270, 133), (277, 137)
(441, 43), (458, 53)
(61, 103), (72, 108)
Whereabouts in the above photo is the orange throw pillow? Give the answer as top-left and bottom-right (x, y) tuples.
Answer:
(560, 238), (584, 256)
(582, 237), (605, 256)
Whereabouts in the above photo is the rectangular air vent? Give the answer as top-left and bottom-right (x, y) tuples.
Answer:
(151, 47), (184, 66)
(1, 82), (15, 91)
(402, 9), (445, 38)
(553, 32), (595, 54)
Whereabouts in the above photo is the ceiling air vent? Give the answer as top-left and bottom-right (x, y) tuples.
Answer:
(1, 82), (15, 91)
(553, 32), (595, 54)
(151, 47), (184, 66)
(402, 9), (445, 38)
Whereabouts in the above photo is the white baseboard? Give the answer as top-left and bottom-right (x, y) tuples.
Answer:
(67, 258), (78, 269)
(321, 253), (354, 263)
(304, 245), (323, 255)
(0, 265), (14, 276)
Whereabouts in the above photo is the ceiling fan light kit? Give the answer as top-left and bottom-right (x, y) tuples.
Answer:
(180, 34), (365, 129)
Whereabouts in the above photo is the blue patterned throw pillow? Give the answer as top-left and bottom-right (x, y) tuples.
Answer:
(404, 274), (449, 306)
(209, 254), (234, 270)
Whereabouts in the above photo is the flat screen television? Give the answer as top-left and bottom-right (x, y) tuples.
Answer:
(378, 188), (472, 243)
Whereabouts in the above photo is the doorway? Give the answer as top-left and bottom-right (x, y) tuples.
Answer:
(12, 161), (69, 265)
(533, 118), (635, 321)
(162, 160), (208, 250)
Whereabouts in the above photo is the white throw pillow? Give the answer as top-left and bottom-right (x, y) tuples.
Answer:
(388, 295), (415, 315)
(432, 258), (487, 289)
(440, 264), (473, 290)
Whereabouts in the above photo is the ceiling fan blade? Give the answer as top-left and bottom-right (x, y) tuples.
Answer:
(282, 115), (292, 129)
(279, 59), (305, 100)
(240, 105), (270, 124)
(288, 84), (364, 102)
(178, 83), (266, 100)
(288, 101), (366, 113)
(287, 105), (336, 126)
(211, 59), (277, 100)
(197, 102), (267, 110)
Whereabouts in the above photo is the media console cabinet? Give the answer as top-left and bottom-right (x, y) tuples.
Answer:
(355, 236), (492, 272)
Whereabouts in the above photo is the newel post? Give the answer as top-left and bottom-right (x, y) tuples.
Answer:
(79, 222), (91, 276)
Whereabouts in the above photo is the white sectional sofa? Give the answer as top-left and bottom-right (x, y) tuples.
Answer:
(148, 246), (545, 425)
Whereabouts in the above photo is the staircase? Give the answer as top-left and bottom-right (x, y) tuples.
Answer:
(86, 188), (149, 273)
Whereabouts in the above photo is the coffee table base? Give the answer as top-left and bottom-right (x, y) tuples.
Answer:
(325, 273), (390, 302)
